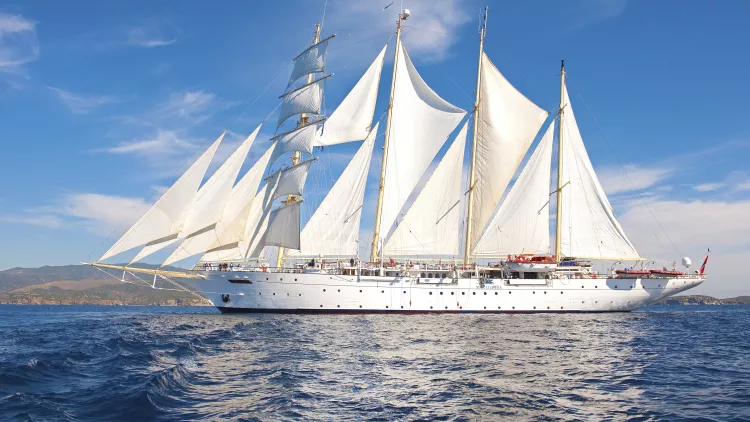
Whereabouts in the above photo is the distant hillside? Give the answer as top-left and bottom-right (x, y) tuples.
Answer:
(0, 264), (208, 306)
(653, 295), (750, 305)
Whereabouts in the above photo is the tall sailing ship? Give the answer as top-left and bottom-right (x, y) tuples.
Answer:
(90, 8), (706, 313)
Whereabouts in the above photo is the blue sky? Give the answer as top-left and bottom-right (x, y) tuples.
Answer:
(1, 0), (749, 296)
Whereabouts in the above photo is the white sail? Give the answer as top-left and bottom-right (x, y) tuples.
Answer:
(130, 127), (258, 263)
(383, 121), (467, 256)
(277, 75), (329, 128)
(98, 132), (224, 262)
(380, 41), (466, 241)
(559, 84), (640, 260)
(473, 121), (555, 256)
(287, 123), (378, 257)
(162, 140), (275, 266)
(263, 201), (302, 250)
(269, 159), (314, 201)
(288, 35), (333, 87)
(469, 53), (548, 248)
(316, 45), (386, 146)
(269, 120), (324, 165)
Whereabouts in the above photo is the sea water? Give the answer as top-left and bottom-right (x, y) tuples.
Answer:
(1, 304), (748, 421)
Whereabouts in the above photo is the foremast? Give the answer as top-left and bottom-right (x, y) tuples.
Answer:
(370, 11), (407, 263)
(554, 60), (565, 263)
(276, 23), (322, 268)
(463, 6), (488, 265)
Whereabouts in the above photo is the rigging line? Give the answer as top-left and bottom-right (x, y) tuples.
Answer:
(568, 81), (683, 257)
(225, 60), (295, 130)
(411, 42), (474, 103)
(320, 0), (328, 32)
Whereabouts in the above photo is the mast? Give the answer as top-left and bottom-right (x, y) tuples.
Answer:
(370, 11), (407, 263)
(276, 23), (322, 268)
(554, 60), (565, 262)
(463, 6), (488, 265)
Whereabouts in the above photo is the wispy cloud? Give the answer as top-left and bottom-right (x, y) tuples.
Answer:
(47, 86), (120, 113)
(124, 25), (177, 48)
(0, 12), (39, 73)
(95, 129), (199, 164)
(2, 193), (150, 236)
(568, 0), (628, 31)
(693, 182), (723, 192)
(597, 164), (673, 195)
(153, 90), (221, 123)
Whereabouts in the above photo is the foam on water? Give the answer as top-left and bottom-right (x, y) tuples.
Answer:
(1, 304), (749, 421)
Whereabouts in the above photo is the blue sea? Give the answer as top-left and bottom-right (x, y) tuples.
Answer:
(1, 305), (749, 421)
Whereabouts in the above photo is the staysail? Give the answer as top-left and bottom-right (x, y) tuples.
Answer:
(128, 128), (258, 263)
(316, 45), (386, 146)
(161, 140), (275, 266)
(379, 41), (466, 248)
(558, 84), (640, 260)
(469, 53), (548, 249)
(287, 123), (379, 258)
(97, 132), (224, 262)
(473, 121), (555, 256)
(383, 121), (468, 256)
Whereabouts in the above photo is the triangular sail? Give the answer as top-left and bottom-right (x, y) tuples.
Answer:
(383, 121), (468, 256)
(287, 123), (379, 257)
(98, 132), (224, 262)
(469, 53), (548, 248)
(559, 84), (640, 260)
(380, 41), (466, 243)
(473, 121), (555, 256)
(162, 140), (275, 266)
(129, 128), (258, 263)
(316, 45), (386, 146)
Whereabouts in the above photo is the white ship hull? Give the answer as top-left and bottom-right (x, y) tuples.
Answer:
(179, 271), (705, 313)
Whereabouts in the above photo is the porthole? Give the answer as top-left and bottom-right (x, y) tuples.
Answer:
(462, 292), (465, 295)
(266, 277), (269, 281)
(498, 306), (501, 310)
(299, 293), (302, 296)
(595, 285), (598, 288)
(451, 292), (454, 295)
(323, 289), (326, 292)
(337, 305), (340, 308)
(561, 306), (564, 309)
(273, 293), (275, 296)
(560, 291), (563, 294)
(359, 290), (363, 293)
(403, 290), (406, 294)
(280, 278), (282, 281)
(484, 292), (487, 295)
(381, 290), (384, 293)
(429, 292), (433, 295)
(401, 306), (404, 309)
(360, 305), (362, 308)
(473, 292), (476, 295)
(615, 285), (618, 289)
(508, 291), (512, 294)
(544, 291), (547, 294)
(484, 306), (486, 309)
(440, 292), (443, 295)
(320, 305), (323, 308)
(460, 306), (463, 309)
(595, 301), (598, 304)
(582, 301), (585, 303)
(338, 289), (340, 292)
(421, 273), (426, 277)
(547, 306), (550, 309)
(295, 278), (298, 281)
(533, 306), (536, 309)
(445, 306), (448, 309)
(533, 291), (536, 294)
(430, 306), (433, 309)
(495, 292), (498, 295)
(581, 285), (584, 288)
(512, 306), (515, 309)
(259, 292), (262, 295)
(287, 293), (290, 296)
(386, 306), (389, 309)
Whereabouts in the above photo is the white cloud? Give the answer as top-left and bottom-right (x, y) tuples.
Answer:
(2, 193), (150, 236)
(125, 26), (176, 48)
(736, 181), (750, 191)
(95, 129), (199, 166)
(597, 164), (672, 195)
(568, 0), (628, 30)
(153, 90), (220, 123)
(0, 12), (39, 71)
(325, 0), (471, 63)
(619, 198), (750, 297)
(693, 183), (723, 192)
(47, 87), (120, 113)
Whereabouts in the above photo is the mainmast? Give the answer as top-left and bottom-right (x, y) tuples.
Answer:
(463, 6), (488, 265)
(554, 60), (566, 262)
(276, 23), (322, 268)
(370, 10), (408, 263)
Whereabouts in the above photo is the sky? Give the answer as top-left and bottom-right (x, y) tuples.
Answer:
(1, 0), (749, 297)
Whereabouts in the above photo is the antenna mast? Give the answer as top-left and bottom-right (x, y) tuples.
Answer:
(370, 10), (408, 263)
(463, 6), (488, 265)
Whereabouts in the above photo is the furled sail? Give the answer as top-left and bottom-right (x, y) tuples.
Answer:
(469, 53), (548, 248)
(97, 132), (224, 262)
(287, 123), (379, 257)
(269, 158), (315, 201)
(263, 201), (302, 250)
(288, 35), (335, 87)
(316, 45), (386, 146)
(277, 75), (331, 128)
(269, 119), (325, 165)
(129, 128), (258, 263)
(380, 41), (466, 242)
(558, 84), (640, 260)
(383, 121), (468, 256)
(161, 140), (275, 266)
(473, 121), (555, 256)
